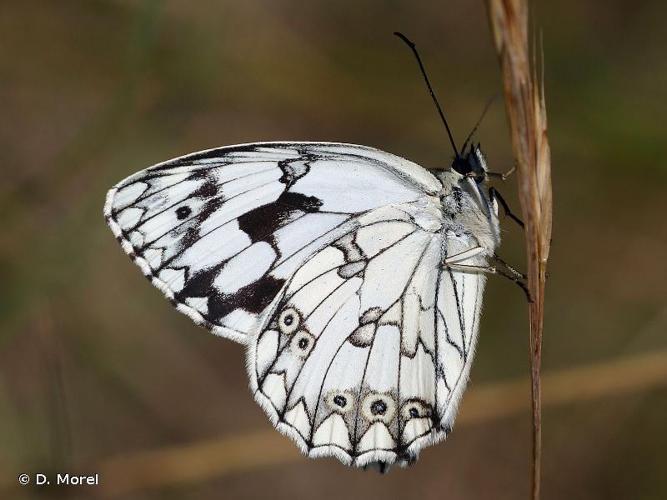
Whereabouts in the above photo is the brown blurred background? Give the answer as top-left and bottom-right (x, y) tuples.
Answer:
(1, 1), (666, 499)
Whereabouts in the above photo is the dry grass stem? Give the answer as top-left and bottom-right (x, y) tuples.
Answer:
(485, 1), (553, 499)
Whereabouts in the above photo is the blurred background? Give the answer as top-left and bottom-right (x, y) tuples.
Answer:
(1, 0), (666, 498)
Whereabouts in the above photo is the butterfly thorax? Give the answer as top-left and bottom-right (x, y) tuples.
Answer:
(437, 165), (500, 255)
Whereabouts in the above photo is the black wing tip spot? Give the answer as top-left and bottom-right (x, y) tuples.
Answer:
(176, 206), (192, 220)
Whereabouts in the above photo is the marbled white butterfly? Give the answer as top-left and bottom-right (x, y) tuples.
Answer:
(104, 33), (521, 471)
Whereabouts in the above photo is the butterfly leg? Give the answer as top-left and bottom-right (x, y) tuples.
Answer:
(444, 259), (532, 302)
(442, 246), (486, 264)
(486, 164), (516, 180)
(493, 254), (527, 280)
(489, 186), (525, 229)
(443, 247), (525, 280)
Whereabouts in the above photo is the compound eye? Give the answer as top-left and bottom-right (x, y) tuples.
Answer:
(451, 157), (471, 176)
(278, 307), (301, 335)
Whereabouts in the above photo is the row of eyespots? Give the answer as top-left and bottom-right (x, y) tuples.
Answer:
(277, 307), (316, 358)
(325, 391), (433, 424)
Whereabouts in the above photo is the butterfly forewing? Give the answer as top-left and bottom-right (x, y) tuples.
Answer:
(105, 142), (439, 343)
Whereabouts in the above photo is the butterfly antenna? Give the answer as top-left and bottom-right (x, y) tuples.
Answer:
(394, 32), (459, 158)
(461, 93), (497, 153)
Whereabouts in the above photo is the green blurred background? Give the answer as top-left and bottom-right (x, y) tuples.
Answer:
(1, 0), (666, 499)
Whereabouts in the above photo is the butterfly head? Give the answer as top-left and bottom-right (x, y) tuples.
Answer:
(438, 143), (501, 249)
(451, 143), (488, 183)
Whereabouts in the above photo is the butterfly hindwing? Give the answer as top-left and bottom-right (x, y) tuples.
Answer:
(250, 208), (487, 467)
(105, 142), (441, 343)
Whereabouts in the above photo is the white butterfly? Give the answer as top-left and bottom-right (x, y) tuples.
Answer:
(104, 140), (503, 469)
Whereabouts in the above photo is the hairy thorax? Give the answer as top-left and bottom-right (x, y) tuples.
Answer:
(437, 170), (501, 255)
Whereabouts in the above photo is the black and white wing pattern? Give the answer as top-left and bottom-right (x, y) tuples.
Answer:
(251, 203), (487, 467)
(105, 141), (487, 467)
(105, 142), (440, 343)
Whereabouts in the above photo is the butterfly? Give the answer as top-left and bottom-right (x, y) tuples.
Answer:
(104, 34), (517, 471)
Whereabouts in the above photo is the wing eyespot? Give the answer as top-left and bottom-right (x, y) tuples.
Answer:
(289, 329), (315, 358)
(361, 393), (396, 424)
(278, 307), (301, 335)
(325, 390), (355, 414)
(401, 399), (433, 421)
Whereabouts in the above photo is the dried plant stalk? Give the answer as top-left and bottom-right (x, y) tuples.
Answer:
(485, 1), (553, 499)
